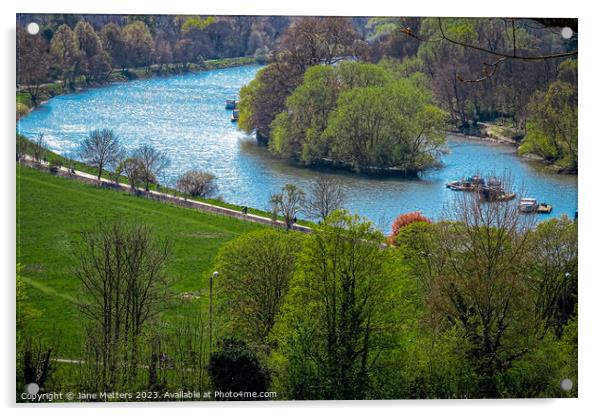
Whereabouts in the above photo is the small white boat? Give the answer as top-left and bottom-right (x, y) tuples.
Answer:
(519, 198), (538, 213)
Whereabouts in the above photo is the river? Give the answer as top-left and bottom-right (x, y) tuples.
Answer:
(17, 64), (577, 230)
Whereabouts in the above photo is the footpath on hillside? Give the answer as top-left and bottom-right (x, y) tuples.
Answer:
(18, 156), (312, 234)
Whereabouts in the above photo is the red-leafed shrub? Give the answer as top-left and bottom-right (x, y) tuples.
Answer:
(389, 212), (431, 245)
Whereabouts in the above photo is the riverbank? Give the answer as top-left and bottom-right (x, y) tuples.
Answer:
(17, 152), (312, 234)
(447, 124), (576, 175)
(16, 56), (257, 120)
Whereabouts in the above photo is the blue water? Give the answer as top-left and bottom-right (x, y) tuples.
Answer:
(17, 65), (577, 230)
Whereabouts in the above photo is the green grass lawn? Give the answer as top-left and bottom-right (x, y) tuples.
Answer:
(17, 165), (263, 356)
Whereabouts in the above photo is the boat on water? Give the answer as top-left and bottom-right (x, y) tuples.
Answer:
(230, 109), (239, 122)
(225, 99), (239, 110)
(537, 203), (553, 214)
(519, 198), (538, 213)
(479, 177), (516, 202)
(446, 175), (485, 191)
(519, 198), (553, 214)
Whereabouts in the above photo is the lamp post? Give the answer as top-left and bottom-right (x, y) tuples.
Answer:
(209, 270), (218, 354)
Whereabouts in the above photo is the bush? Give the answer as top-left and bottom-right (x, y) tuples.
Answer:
(16, 102), (30, 120)
(208, 338), (270, 400)
(389, 212), (431, 245)
(176, 170), (217, 198)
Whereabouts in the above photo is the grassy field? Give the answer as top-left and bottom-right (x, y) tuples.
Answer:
(17, 164), (264, 356)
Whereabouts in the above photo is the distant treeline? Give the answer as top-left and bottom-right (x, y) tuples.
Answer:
(16, 15), (299, 95)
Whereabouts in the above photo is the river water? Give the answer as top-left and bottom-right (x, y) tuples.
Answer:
(17, 64), (577, 230)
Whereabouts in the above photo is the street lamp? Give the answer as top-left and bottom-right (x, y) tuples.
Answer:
(209, 271), (218, 353)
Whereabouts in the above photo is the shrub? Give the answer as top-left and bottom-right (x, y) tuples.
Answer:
(388, 211), (431, 245)
(176, 170), (217, 198)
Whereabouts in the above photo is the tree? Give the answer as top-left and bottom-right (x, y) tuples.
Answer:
(17, 27), (50, 105)
(74, 220), (170, 390)
(238, 17), (360, 144)
(401, 18), (577, 83)
(175, 170), (217, 198)
(214, 229), (303, 349)
(74, 21), (112, 83)
(50, 24), (80, 87)
(79, 129), (123, 180)
(133, 144), (170, 191)
(303, 177), (346, 222)
(208, 338), (270, 400)
(519, 60), (578, 172)
(120, 157), (145, 191)
(269, 184), (305, 230)
(527, 215), (578, 337)
(271, 211), (406, 399)
(419, 174), (539, 397)
(269, 62), (392, 161)
(31, 133), (48, 163)
(388, 211), (431, 245)
(99, 23), (127, 70)
(122, 21), (154, 68)
(322, 75), (447, 173)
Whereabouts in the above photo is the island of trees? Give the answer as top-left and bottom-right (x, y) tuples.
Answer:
(237, 17), (577, 173)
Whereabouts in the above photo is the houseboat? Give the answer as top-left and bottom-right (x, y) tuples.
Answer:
(446, 175), (485, 191)
(519, 198), (554, 214)
(519, 198), (538, 213)
(477, 177), (516, 202)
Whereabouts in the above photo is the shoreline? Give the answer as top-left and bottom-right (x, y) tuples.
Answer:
(16, 57), (258, 119)
(446, 131), (576, 175)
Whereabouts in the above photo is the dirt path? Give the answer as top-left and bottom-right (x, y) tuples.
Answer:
(19, 155), (312, 234)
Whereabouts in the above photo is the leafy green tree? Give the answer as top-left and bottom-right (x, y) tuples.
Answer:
(322, 75), (446, 173)
(50, 24), (80, 87)
(527, 215), (578, 336)
(238, 17), (360, 143)
(270, 211), (409, 399)
(74, 21), (112, 83)
(269, 62), (393, 162)
(419, 185), (541, 398)
(122, 21), (154, 68)
(99, 23), (128, 70)
(214, 229), (303, 350)
(520, 60), (578, 172)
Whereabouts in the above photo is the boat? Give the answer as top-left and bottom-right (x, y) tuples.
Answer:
(474, 176), (515, 202)
(537, 203), (553, 214)
(230, 109), (239, 122)
(519, 198), (538, 213)
(479, 187), (516, 202)
(225, 99), (238, 110)
(446, 175), (485, 191)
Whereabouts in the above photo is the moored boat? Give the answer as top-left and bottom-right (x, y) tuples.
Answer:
(537, 203), (553, 214)
(519, 198), (538, 213)
(230, 109), (239, 122)
(446, 175), (485, 191)
(225, 99), (238, 110)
